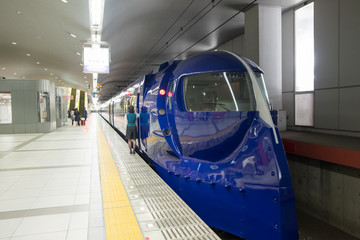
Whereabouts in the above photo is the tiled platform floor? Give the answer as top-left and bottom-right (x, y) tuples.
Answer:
(0, 114), (105, 240)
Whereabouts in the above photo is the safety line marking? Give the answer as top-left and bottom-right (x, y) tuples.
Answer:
(97, 123), (143, 240)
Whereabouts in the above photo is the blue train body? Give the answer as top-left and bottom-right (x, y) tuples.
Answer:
(100, 51), (298, 239)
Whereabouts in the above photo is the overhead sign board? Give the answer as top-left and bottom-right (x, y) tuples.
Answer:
(83, 42), (110, 74)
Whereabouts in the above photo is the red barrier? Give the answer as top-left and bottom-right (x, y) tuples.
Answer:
(283, 139), (360, 170)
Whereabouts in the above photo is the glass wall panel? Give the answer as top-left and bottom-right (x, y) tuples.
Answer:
(0, 93), (12, 124)
(295, 93), (314, 126)
(56, 96), (62, 119)
(38, 92), (50, 122)
(295, 2), (314, 92)
(295, 3), (314, 127)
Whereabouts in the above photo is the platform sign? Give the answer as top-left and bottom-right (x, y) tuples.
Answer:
(83, 43), (110, 74)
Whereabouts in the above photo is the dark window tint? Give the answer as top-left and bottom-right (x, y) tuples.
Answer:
(183, 72), (255, 112)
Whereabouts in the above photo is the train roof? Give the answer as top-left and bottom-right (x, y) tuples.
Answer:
(171, 51), (263, 78)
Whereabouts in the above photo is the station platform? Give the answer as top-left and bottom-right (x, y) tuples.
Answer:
(0, 114), (220, 240)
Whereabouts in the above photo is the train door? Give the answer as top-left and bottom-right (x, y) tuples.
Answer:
(111, 102), (115, 125)
(108, 103), (112, 124)
(136, 93), (142, 151)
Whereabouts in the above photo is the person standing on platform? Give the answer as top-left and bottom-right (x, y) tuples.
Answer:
(140, 106), (150, 151)
(84, 108), (88, 121)
(70, 109), (75, 126)
(74, 108), (81, 126)
(126, 105), (139, 154)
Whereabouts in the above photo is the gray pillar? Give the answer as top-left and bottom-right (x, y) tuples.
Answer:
(244, 4), (282, 110)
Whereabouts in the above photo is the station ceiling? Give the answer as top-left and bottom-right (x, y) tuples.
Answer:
(0, 0), (304, 102)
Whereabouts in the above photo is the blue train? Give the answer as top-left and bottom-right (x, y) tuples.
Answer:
(99, 51), (298, 240)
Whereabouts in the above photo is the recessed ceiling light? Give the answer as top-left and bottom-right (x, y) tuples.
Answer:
(22, 76), (26, 79)
(84, 76), (87, 79)
(50, 73), (53, 75)
(26, 53), (31, 56)
(76, 52), (81, 55)
(36, 62), (40, 64)
(14, 73), (17, 75)
(44, 68), (48, 71)
(17, 11), (22, 14)
(61, 0), (68, 3)
(12, 42), (17, 45)
(69, 33), (77, 38)
(2, 67), (6, 70)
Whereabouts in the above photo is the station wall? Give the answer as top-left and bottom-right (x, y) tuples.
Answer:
(220, 0), (360, 136)
(0, 79), (57, 133)
(288, 155), (360, 238)
(282, 0), (360, 136)
(218, 1), (360, 237)
(282, 1), (360, 238)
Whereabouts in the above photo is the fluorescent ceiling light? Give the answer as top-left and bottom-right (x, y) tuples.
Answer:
(91, 33), (101, 42)
(89, 0), (105, 92)
(89, 0), (105, 33)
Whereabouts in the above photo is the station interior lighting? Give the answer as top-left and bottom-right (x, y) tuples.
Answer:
(88, 0), (105, 94)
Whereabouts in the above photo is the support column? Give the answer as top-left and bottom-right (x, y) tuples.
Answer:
(244, 4), (282, 110)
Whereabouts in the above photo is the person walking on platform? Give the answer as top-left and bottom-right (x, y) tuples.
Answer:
(74, 108), (81, 126)
(126, 105), (138, 154)
(70, 109), (75, 126)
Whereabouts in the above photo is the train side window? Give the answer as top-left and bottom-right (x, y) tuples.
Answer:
(182, 71), (255, 112)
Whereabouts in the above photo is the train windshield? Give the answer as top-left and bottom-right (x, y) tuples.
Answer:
(182, 71), (255, 112)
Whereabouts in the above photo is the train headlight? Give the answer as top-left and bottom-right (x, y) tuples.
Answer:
(158, 108), (165, 115)
(159, 89), (166, 95)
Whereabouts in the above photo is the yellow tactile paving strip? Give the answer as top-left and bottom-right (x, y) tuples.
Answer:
(97, 124), (144, 240)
